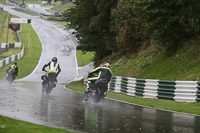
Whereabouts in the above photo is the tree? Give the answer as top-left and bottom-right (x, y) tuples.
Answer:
(111, 0), (148, 52)
(134, 0), (200, 46)
(63, 0), (117, 60)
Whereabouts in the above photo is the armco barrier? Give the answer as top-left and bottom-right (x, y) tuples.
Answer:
(1, 42), (22, 48)
(0, 44), (24, 68)
(16, 6), (40, 16)
(197, 82), (200, 101)
(108, 76), (200, 102)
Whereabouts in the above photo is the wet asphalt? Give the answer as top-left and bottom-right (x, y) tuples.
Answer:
(0, 4), (200, 133)
(0, 81), (200, 133)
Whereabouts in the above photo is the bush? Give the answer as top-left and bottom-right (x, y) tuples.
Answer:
(135, 0), (200, 46)
(111, 0), (147, 52)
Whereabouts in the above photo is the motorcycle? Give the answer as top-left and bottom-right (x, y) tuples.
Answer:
(6, 69), (15, 84)
(41, 71), (57, 94)
(84, 78), (108, 103)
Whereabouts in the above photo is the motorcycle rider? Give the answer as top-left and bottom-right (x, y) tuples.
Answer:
(85, 63), (112, 98)
(6, 62), (18, 79)
(41, 57), (61, 86)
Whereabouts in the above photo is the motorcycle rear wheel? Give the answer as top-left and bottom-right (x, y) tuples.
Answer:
(94, 88), (102, 103)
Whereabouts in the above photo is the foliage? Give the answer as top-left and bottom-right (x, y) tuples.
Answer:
(0, 49), (21, 57)
(134, 0), (200, 46)
(111, 0), (147, 52)
(63, 0), (200, 62)
(63, 0), (117, 60)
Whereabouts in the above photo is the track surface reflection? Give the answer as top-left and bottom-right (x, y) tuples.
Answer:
(0, 81), (199, 133)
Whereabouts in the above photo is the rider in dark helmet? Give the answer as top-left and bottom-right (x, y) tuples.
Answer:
(41, 57), (61, 82)
(51, 57), (57, 63)
(6, 61), (18, 79)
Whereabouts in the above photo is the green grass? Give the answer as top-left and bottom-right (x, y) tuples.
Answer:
(57, 21), (67, 27)
(0, 10), (6, 41)
(0, 11), (19, 43)
(15, 0), (61, 8)
(0, 49), (21, 56)
(109, 38), (200, 81)
(141, 39), (200, 80)
(0, 11), (20, 59)
(0, 115), (74, 133)
(67, 81), (86, 92)
(0, 10), (6, 26)
(0, 0), (9, 5)
(15, 0), (42, 6)
(41, 17), (68, 27)
(17, 23), (42, 79)
(16, 0), (61, 6)
(1, 28), (19, 43)
(0, 23), (42, 79)
(76, 50), (94, 67)
(66, 81), (200, 115)
(51, 2), (75, 13)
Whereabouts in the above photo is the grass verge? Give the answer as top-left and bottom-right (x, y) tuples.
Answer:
(0, 1), (9, 5)
(0, 23), (42, 79)
(0, 11), (19, 43)
(66, 81), (200, 115)
(109, 38), (200, 81)
(51, 2), (75, 13)
(15, 0), (42, 6)
(17, 23), (42, 79)
(0, 49), (21, 57)
(0, 115), (74, 133)
(76, 50), (94, 67)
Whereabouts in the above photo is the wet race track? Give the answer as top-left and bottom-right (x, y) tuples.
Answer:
(0, 81), (200, 133)
(0, 3), (200, 133)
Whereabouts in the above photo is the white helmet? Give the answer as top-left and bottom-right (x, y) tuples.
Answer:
(104, 63), (111, 68)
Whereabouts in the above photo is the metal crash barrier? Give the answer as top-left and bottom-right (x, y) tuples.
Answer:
(0, 45), (24, 67)
(109, 76), (199, 102)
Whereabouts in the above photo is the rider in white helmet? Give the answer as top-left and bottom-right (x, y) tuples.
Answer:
(85, 63), (112, 98)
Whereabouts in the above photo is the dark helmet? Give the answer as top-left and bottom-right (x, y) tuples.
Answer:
(104, 63), (111, 68)
(52, 57), (57, 63)
(13, 62), (17, 65)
